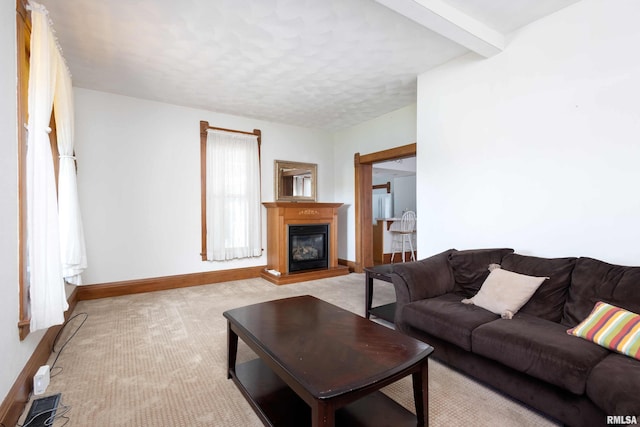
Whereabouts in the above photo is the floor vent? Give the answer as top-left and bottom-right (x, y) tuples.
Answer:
(24, 393), (61, 427)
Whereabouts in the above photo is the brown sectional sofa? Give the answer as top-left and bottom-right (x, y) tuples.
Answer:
(390, 248), (640, 427)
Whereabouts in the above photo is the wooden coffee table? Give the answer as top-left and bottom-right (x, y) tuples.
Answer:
(223, 295), (433, 427)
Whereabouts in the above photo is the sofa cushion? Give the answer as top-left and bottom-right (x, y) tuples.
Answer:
(391, 249), (457, 304)
(448, 248), (514, 298)
(461, 267), (548, 319)
(501, 253), (576, 322)
(567, 301), (640, 360)
(563, 257), (640, 327)
(472, 313), (610, 394)
(401, 292), (499, 351)
(587, 353), (640, 416)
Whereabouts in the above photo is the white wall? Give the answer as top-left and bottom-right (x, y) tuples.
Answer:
(332, 104), (417, 261)
(74, 89), (334, 284)
(416, 0), (640, 265)
(0, 1), (46, 405)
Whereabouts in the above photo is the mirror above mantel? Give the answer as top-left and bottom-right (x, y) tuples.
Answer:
(274, 160), (317, 202)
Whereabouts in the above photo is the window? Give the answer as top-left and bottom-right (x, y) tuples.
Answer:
(16, 0), (85, 337)
(199, 121), (262, 261)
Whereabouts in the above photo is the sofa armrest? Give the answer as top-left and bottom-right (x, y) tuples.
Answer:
(390, 249), (456, 306)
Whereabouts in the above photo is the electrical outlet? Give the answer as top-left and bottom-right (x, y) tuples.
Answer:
(33, 365), (50, 395)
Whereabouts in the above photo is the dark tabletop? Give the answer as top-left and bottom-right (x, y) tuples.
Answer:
(364, 264), (396, 275)
(223, 295), (433, 399)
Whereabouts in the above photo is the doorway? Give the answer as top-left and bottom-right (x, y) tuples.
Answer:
(354, 143), (416, 273)
(372, 157), (416, 264)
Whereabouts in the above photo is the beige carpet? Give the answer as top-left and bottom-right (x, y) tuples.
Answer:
(22, 273), (559, 426)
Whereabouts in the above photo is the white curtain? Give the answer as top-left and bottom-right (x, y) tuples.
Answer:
(372, 193), (393, 224)
(293, 175), (311, 197)
(206, 130), (261, 261)
(54, 51), (87, 285)
(26, 1), (68, 331)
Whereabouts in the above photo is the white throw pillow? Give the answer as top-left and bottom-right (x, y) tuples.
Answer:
(462, 267), (548, 319)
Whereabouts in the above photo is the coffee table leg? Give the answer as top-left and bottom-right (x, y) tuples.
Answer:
(312, 400), (335, 427)
(412, 362), (429, 426)
(365, 271), (373, 319)
(227, 322), (238, 380)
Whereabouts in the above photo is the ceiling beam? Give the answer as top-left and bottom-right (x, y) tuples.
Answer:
(374, 0), (505, 57)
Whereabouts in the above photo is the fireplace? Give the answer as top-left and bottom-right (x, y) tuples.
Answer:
(288, 224), (329, 273)
(262, 202), (348, 285)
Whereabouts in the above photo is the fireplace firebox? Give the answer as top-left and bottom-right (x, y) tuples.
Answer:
(288, 224), (329, 273)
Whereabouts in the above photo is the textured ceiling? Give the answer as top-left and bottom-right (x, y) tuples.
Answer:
(40, 0), (581, 130)
(374, 157), (416, 177)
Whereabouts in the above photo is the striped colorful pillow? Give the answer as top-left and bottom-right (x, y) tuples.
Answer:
(567, 301), (640, 360)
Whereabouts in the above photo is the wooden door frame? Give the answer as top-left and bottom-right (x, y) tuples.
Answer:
(354, 143), (417, 273)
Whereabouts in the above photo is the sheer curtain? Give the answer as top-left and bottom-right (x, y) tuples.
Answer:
(26, 0), (68, 331)
(205, 130), (261, 261)
(372, 193), (393, 224)
(54, 50), (87, 285)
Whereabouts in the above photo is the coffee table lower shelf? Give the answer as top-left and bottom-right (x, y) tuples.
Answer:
(232, 358), (418, 427)
(368, 302), (396, 323)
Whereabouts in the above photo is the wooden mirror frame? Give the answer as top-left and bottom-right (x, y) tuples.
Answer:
(274, 160), (317, 202)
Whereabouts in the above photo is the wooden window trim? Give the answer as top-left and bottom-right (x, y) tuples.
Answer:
(17, 0), (31, 340)
(373, 182), (391, 193)
(16, 0), (60, 339)
(199, 121), (261, 261)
